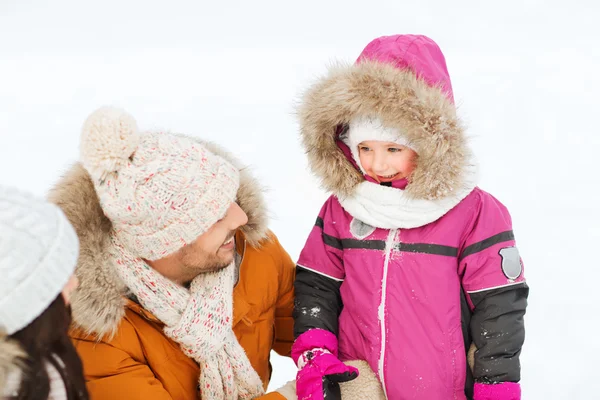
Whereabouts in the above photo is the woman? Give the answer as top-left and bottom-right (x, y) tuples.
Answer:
(0, 185), (88, 400)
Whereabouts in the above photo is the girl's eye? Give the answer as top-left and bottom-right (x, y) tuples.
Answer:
(388, 147), (402, 153)
(359, 146), (371, 152)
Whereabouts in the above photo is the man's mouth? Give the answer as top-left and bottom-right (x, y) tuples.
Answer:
(220, 235), (234, 249)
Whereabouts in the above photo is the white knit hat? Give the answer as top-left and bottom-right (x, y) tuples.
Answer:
(0, 186), (79, 335)
(342, 116), (415, 174)
(80, 107), (240, 261)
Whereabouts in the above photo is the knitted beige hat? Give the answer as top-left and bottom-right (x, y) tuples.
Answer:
(80, 107), (240, 261)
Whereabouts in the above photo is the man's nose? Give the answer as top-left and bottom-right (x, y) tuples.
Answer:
(228, 202), (248, 229)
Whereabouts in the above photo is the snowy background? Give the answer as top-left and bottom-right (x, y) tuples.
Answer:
(1, 1), (598, 398)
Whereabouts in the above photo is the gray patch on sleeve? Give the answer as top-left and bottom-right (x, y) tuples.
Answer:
(499, 247), (523, 280)
(350, 218), (376, 240)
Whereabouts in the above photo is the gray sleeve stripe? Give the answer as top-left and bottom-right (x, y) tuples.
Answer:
(459, 230), (515, 262)
(316, 216), (325, 228)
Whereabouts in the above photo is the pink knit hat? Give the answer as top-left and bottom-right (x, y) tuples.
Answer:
(79, 107), (240, 260)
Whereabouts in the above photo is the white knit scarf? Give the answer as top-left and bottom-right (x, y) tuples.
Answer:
(111, 236), (264, 400)
(339, 163), (479, 229)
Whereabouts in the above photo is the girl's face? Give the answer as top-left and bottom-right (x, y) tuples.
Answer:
(358, 140), (418, 183)
(61, 274), (79, 305)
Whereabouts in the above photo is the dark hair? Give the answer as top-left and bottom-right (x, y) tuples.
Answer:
(9, 294), (88, 400)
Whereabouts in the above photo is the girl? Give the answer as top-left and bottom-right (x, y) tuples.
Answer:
(0, 186), (88, 400)
(291, 35), (528, 400)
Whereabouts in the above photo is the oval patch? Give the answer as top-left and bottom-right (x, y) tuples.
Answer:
(499, 247), (523, 280)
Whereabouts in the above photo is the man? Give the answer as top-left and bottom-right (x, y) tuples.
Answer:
(49, 107), (295, 399)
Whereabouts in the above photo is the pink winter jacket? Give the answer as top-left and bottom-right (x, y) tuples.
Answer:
(293, 34), (528, 400)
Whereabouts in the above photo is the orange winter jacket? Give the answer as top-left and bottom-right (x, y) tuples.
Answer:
(70, 231), (294, 399)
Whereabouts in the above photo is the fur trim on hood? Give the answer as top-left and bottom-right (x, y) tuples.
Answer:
(47, 137), (270, 340)
(298, 58), (474, 201)
(0, 331), (25, 393)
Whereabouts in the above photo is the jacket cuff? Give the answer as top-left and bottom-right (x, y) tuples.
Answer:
(473, 382), (521, 400)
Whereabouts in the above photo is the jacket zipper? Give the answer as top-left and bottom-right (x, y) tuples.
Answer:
(378, 228), (397, 399)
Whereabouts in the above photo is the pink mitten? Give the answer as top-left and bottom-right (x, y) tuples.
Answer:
(473, 382), (521, 400)
(291, 329), (359, 400)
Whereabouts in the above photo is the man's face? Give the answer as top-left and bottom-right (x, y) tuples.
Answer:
(148, 202), (249, 285)
(176, 202), (248, 282)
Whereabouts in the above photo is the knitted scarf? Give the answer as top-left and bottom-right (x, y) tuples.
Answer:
(111, 236), (264, 399)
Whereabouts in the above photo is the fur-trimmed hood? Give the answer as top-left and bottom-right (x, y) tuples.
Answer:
(298, 34), (476, 202)
(47, 137), (270, 340)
